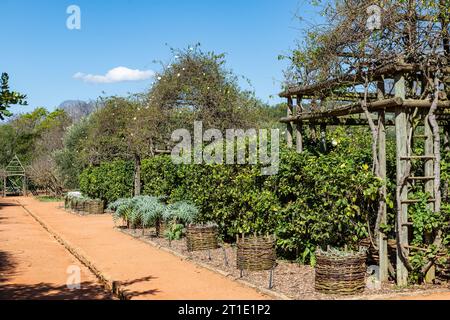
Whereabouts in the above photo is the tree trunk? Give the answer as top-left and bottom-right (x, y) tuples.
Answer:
(134, 154), (141, 197)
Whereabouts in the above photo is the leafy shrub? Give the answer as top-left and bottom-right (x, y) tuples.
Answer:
(141, 156), (180, 197)
(89, 128), (383, 263)
(164, 223), (185, 244)
(79, 160), (134, 204)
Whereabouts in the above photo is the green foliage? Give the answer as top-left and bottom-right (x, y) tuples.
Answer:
(0, 107), (51, 165)
(135, 195), (166, 228)
(407, 193), (450, 283)
(0, 73), (27, 120)
(141, 156), (180, 197)
(79, 160), (134, 203)
(54, 118), (90, 189)
(149, 46), (261, 132)
(108, 195), (166, 229)
(108, 198), (134, 225)
(162, 201), (199, 224)
(138, 127), (382, 263)
(164, 223), (185, 243)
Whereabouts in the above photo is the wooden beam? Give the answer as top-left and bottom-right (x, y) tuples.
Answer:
(280, 98), (450, 123)
(280, 98), (403, 122)
(403, 100), (450, 108)
(279, 63), (420, 98)
(302, 92), (388, 101)
(280, 65), (450, 98)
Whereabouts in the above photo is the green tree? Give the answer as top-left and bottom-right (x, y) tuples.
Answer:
(0, 73), (27, 120)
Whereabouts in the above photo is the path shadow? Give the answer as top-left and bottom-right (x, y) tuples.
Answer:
(121, 276), (156, 287)
(0, 249), (111, 300)
(120, 276), (161, 299)
(0, 251), (18, 284)
(0, 281), (113, 300)
(125, 288), (161, 299)
(0, 202), (20, 211)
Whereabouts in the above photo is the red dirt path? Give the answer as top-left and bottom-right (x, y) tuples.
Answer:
(2, 196), (450, 300)
(1, 197), (267, 300)
(0, 199), (111, 299)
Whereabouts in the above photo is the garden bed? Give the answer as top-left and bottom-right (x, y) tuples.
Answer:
(120, 226), (450, 300)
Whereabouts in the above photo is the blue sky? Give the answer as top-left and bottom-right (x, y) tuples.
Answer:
(1, 0), (321, 114)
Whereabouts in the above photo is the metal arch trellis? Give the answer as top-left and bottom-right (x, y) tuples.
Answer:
(2, 155), (27, 197)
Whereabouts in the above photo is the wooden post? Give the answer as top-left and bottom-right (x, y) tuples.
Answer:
(444, 125), (450, 202)
(395, 75), (409, 286)
(320, 124), (327, 152)
(424, 114), (436, 283)
(377, 81), (389, 283)
(287, 97), (294, 148)
(378, 110), (389, 282)
(309, 99), (317, 143)
(2, 176), (5, 198)
(23, 176), (27, 197)
(296, 96), (303, 153)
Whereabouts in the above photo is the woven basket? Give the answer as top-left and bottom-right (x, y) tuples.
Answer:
(237, 235), (276, 271)
(72, 198), (86, 213)
(64, 196), (70, 209)
(315, 249), (367, 295)
(359, 238), (397, 265)
(186, 224), (219, 252)
(156, 220), (166, 238)
(86, 200), (104, 215)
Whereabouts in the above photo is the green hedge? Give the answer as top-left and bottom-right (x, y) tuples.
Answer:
(79, 130), (382, 262)
(79, 160), (134, 203)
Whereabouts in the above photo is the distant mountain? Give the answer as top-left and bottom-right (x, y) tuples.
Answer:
(58, 100), (98, 121)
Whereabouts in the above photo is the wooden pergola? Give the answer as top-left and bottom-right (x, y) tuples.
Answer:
(280, 61), (450, 286)
(1, 155), (27, 197)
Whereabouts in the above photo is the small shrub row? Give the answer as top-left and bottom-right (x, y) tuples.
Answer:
(108, 196), (199, 242)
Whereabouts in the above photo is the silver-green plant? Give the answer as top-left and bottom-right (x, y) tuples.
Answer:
(135, 196), (166, 229)
(162, 201), (199, 225)
(108, 196), (166, 233)
(108, 198), (134, 227)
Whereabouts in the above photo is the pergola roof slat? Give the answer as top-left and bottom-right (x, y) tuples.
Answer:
(280, 98), (450, 123)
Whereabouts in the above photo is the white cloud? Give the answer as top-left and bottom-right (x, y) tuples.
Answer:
(73, 66), (155, 84)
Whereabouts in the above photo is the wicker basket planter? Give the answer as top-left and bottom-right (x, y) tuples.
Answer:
(71, 198), (86, 213)
(186, 224), (219, 252)
(359, 237), (397, 266)
(237, 235), (276, 271)
(156, 220), (166, 238)
(86, 200), (104, 215)
(315, 248), (367, 295)
(64, 196), (70, 209)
